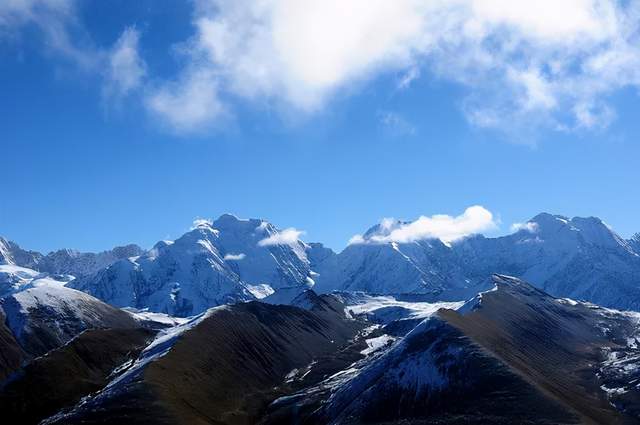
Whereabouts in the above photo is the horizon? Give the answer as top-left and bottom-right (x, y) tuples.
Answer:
(3, 209), (636, 255)
(3, 1), (640, 253)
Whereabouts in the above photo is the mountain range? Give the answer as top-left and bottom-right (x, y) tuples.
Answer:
(2, 274), (640, 424)
(2, 211), (640, 424)
(3, 212), (639, 315)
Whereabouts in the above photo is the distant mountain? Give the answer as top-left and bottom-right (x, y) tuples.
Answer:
(39, 245), (145, 277)
(70, 215), (316, 316)
(0, 237), (144, 277)
(5, 212), (640, 313)
(314, 213), (640, 310)
(0, 238), (43, 270)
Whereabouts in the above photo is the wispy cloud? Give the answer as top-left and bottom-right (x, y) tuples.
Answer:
(223, 253), (246, 261)
(191, 218), (213, 229)
(1, 1), (147, 107)
(0, 0), (99, 69)
(378, 111), (416, 137)
(103, 27), (146, 100)
(146, 68), (225, 133)
(258, 228), (305, 247)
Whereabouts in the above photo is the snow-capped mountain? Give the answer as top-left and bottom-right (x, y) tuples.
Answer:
(70, 215), (315, 316)
(455, 213), (640, 309)
(0, 237), (144, 277)
(0, 237), (43, 270)
(314, 213), (640, 310)
(39, 244), (145, 277)
(314, 235), (471, 295)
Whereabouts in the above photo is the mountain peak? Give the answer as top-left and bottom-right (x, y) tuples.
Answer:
(362, 218), (406, 240)
(492, 274), (533, 290)
(212, 213), (266, 231)
(529, 212), (570, 226)
(0, 237), (13, 265)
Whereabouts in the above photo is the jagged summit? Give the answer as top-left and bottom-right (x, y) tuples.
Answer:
(629, 233), (640, 254)
(212, 213), (263, 228)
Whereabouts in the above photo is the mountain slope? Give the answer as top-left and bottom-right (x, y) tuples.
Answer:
(0, 237), (43, 270)
(0, 327), (155, 425)
(0, 270), (139, 359)
(265, 275), (640, 425)
(41, 296), (363, 425)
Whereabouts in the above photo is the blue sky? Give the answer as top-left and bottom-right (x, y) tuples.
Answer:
(2, 0), (640, 253)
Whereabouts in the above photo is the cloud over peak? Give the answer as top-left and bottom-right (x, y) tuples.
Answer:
(258, 227), (305, 247)
(351, 205), (497, 246)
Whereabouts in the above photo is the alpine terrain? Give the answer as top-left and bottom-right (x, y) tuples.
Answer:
(1, 212), (640, 424)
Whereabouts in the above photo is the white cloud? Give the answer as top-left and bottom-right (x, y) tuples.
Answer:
(104, 27), (146, 99)
(148, 0), (640, 136)
(0, 0), (100, 69)
(397, 66), (420, 90)
(379, 111), (416, 136)
(223, 253), (246, 261)
(510, 221), (539, 233)
(364, 205), (497, 245)
(347, 234), (366, 245)
(146, 68), (225, 133)
(1, 1), (147, 106)
(258, 227), (305, 246)
(6, 1), (640, 137)
(191, 218), (213, 229)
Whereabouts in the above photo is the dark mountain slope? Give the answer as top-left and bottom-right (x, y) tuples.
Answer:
(264, 275), (640, 425)
(0, 327), (155, 425)
(1, 282), (140, 358)
(44, 297), (364, 425)
(441, 275), (635, 425)
(0, 309), (26, 381)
